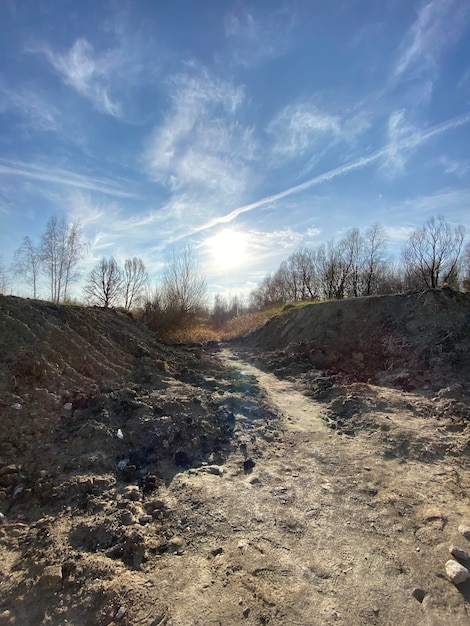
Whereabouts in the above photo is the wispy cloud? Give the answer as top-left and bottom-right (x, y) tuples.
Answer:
(194, 111), (470, 233)
(224, 4), (294, 68)
(440, 156), (470, 178)
(381, 109), (417, 174)
(267, 102), (341, 160)
(0, 82), (60, 132)
(145, 65), (255, 219)
(393, 0), (470, 80)
(38, 38), (122, 117)
(0, 158), (138, 198)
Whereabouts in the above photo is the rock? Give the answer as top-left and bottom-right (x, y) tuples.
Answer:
(412, 588), (426, 603)
(0, 610), (13, 625)
(445, 560), (470, 584)
(115, 606), (126, 621)
(205, 465), (223, 476)
(458, 525), (470, 539)
(450, 545), (469, 561)
(38, 564), (63, 593)
(123, 485), (141, 501)
(0, 512), (5, 523)
(168, 536), (184, 550)
(118, 510), (136, 526)
(10, 403), (22, 410)
(138, 515), (152, 525)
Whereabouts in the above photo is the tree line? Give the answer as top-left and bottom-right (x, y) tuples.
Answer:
(0, 216), (150, 310)
(248, 217), (469, 310)
(1, 214), (469, 334)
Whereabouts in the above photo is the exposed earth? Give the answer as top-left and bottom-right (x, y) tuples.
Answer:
(0, 290), (469, 625)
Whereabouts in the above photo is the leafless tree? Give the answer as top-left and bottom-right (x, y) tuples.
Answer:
(11, 236), (41, 298)
(461, 241), (470, 292)
(83, 257), (123, 307)
(123, 257), (148, 311)
(402, 216), (465, 289)
(162, 244), (207, 324)
(0, 255), (10, 294)
(362, 223), (388, 295)
(40, 216), (87, 303)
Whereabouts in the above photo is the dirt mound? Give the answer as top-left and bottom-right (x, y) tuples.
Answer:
(0, 296), (231, 478)
(240, 288), (470, 390)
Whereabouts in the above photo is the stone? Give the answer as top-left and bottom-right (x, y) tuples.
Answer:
(63, 402), (73, 411)
(450, 546), (469, 561)
(445, 560), (470, 584)
(119, 510), (135, 526)
(0, 512), (5, 523)
(38, 564), (63, 593)
(458, 525), (470, 539)
(168, 536), (184, 550)
(123, 485), (141, 501)
(139, 515), (152, 525)
(115, 606), (126, 621)
(412, 588), (426, 603)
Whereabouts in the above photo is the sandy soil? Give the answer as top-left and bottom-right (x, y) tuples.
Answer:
(0, 293), (469, 625)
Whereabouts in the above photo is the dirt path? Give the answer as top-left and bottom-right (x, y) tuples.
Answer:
(1, 346), (470, 625)
(147, 348), (470, 625)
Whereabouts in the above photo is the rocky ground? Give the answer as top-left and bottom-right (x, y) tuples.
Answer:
(0, 291), (469, 625)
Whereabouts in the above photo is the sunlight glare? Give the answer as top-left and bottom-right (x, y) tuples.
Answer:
(207, 229), (247, 270)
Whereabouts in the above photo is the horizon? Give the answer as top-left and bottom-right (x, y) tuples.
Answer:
(1, 1), (469, 300)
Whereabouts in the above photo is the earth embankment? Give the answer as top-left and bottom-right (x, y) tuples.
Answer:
(240, 288), (470, 389)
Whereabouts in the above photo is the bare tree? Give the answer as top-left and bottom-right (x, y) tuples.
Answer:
(123, 257), (148, 311)
(11, 236), (41, 298)
(362, 223), (388, 296)
(402, 216), (465, 289)
(40, 216), (87, 303)
(162, 245), (207, 324)
(0, 255), (10, 294)
(461, 241), (470, 292)
(84, 257), (123, 307)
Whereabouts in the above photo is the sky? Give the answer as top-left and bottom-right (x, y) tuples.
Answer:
(1, 0), (469, 301)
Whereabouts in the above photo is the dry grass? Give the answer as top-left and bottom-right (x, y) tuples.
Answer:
(159, 307), (280, 343)
(218, 307), (280, 340)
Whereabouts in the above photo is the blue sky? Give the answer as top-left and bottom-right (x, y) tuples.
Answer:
(1, 0), (469, 299)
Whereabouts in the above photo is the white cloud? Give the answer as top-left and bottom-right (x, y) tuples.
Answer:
(224, 5), (294, 68)
(194, 111), (470, 233)
(440, 156), (470, 178)
(267, 102), (341, 160)
(0, 158), (138, 198)
(394, 0), (470, 81)
(0, 83), (60, 132)
(145, 66), (255, 216)
(42, 39), (122, 117)
(381, 109), (417, 174)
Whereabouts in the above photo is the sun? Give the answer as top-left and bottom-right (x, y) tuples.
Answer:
(207, 229), (247, 270)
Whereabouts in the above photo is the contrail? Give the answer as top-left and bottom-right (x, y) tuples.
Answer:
(193, 111), (470, 234)
(0, 158), (138, 199)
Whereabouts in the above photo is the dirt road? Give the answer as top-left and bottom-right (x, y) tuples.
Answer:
(1, 341), (470, 625)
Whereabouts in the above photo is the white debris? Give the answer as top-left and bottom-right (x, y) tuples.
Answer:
(117, 460), (128, 470)
(63, 402), (73, 411)
(11, 403), (22, 410)
(116, 429), (124, 440)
